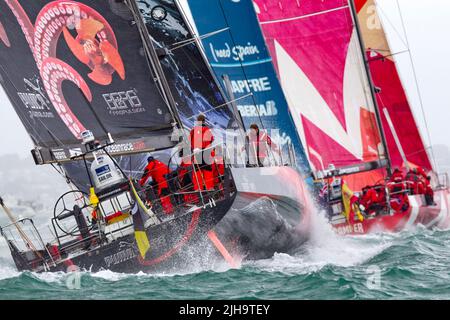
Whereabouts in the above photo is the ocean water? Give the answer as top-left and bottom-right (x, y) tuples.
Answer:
(1, 211), (450, 300)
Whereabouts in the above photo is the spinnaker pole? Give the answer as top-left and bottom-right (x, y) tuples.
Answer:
(348, 0), (392, 176)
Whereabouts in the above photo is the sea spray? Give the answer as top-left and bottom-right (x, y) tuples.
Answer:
(249, 209), (393, 274)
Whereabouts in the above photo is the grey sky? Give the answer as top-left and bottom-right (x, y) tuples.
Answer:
(0, 0), (448, 160)
(377, 0), (450, 152)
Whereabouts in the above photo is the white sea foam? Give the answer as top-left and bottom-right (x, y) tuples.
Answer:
(250, 209), (394, 274)
(0, 201), (393, 281)
(0, 265), (20, 281)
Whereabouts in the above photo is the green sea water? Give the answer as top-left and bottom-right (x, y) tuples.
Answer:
(2, 212), (450, 300)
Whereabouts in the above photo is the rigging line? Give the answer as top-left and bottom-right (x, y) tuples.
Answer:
(348, 0), (391, 173)
(170, 27), (230, 51)
(126, 1), (179, 128)
(342, 5), (384, 163)
(78, 88), (109, 139)
(176, 0), (240, 132)
(260, 5), (349, 25)
(50, 162), (74, 185)
(184, 93), (253, 121)
(375, 2), (409, 49)
(395, 0), (438, 171)
(217, 0), (266, 131)
(167, 32), (228, 123)
(368, 49), (410, 62)
(49, 163), (82, 201)
(378, 93), (431, 160)
(351, 31), (385, 163)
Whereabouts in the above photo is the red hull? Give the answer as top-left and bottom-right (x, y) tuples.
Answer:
(331, 189), (450, 236)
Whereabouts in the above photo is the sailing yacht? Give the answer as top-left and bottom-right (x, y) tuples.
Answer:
(255, 0), (450, 235)
(0, 0), (311, 273)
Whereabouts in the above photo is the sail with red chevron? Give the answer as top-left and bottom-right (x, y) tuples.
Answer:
(255, 0), (450, 235)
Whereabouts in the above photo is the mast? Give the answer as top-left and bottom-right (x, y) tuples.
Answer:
(348, 0), (392, 176)
(125, 0), (184, 130)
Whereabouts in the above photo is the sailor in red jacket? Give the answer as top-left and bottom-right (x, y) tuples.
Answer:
(388, 168), (405, 195)
(390, 168), (404, 184)
(388, 168), (409, 211)
(139, 156), (173, 214)
(406, 167), (425, 195)
(360, 187), (380, 216)
(190, 114), (214, 151)
(408, 166), (435, 206)
(246, 123), (277, 167)
(189, 114), (215, 191)
(424, 176), (436, 206)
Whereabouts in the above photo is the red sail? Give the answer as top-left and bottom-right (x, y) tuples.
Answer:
(356, 0), (433, 171)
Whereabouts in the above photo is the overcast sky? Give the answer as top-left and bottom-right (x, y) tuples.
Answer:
(0, 0), (448, 159)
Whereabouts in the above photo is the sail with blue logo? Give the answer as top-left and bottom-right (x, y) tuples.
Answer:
(187, 0), (311, 174)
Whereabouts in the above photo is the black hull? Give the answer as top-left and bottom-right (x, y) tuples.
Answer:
(211, 166), (312, 261)
(213, 193), (309, 261)
(4, 167), (311, 274)
(43, 195), (235, 274)
(64, 167), (312, 272)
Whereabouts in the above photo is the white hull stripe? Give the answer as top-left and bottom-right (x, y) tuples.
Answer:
(425, 194), (447, 228)
(404, 196), (420, 229)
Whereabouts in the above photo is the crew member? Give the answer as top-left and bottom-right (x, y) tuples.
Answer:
(360, 187), (380, 216)
(406, 168), (425, 195)
(390, 168), (404, 184)
(246, 124), (277, 167)
(139, 156), (173, 214)
(177, 150), (196, 205)
(189, 114), (215, 191)
(425, 176), (436, 206)
(388, 168), (405, 196)
(416, 166), (428, 181)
